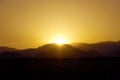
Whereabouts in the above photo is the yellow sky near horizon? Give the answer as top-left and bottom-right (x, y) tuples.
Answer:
(0, 0), (120, 49)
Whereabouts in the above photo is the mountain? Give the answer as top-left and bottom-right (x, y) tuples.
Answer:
(0, 46), (18, 54)
(36, 44), (80, 58)
(0, 51), (24, 58)
(71, 41), (120, 57)
(0, 41), (120, 58)
(36, 44), (101, 58)
(0, 44), (100, 58)
(19, 48), (37, 58)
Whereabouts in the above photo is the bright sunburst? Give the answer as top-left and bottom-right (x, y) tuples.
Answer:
(55, 38), (67, 45)
(53, 35), (69, 45)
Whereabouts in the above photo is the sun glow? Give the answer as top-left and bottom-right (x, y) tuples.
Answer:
(53, 35), (69, 45)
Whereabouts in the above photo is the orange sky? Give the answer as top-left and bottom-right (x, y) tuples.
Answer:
(0, 0), (120, 49)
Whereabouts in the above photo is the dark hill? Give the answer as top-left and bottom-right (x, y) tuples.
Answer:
(0, 47), (18, 54)
(0, 51), (24, 58)
(1, 41), (120, 58)
(72, 41), (120, 57)
(36, 44), (100, 58)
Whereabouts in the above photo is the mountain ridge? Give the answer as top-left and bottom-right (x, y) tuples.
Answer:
(0, 41), (120, 58)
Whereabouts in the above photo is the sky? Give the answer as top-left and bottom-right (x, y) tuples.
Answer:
(0, 0), (120, 49)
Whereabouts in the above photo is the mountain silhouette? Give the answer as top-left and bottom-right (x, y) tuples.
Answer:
(72, 41), (120, 57)
(0, 47), (18, 54)
(0, 41), (120, 58)
(36, 43), (101, 58)
(0, 44), (100, 58)
(19, 48), (37, 58)
(0, 51), (24, 58)
(36, 43), (81, 58)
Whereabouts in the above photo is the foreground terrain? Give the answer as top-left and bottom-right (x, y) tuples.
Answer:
(0, 58), (120, 80)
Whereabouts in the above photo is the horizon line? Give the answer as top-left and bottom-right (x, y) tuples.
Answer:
(0, 40), (120, 50)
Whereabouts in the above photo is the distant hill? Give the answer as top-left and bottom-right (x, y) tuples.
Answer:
(36, 44), (101, 58)
(19, 48), (38, 58)
(0, 41), (120, 58)
(37, 44), (80, 58)
(0, 46), (18, 54)
(0, 44), (100, 58)
(71, 41), (120, 57)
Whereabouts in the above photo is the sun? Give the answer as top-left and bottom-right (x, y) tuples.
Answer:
(53, 36), (69, 45)
(55, 38), (67, 45)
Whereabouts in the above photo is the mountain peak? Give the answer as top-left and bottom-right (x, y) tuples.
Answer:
(37, 43), (73, 50)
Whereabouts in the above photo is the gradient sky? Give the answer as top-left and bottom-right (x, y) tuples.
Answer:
(0, 0), (120, 49)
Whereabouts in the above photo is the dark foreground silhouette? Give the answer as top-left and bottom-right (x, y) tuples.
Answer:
(0, 58), (120, 80)
(0, 41), (120, 80)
